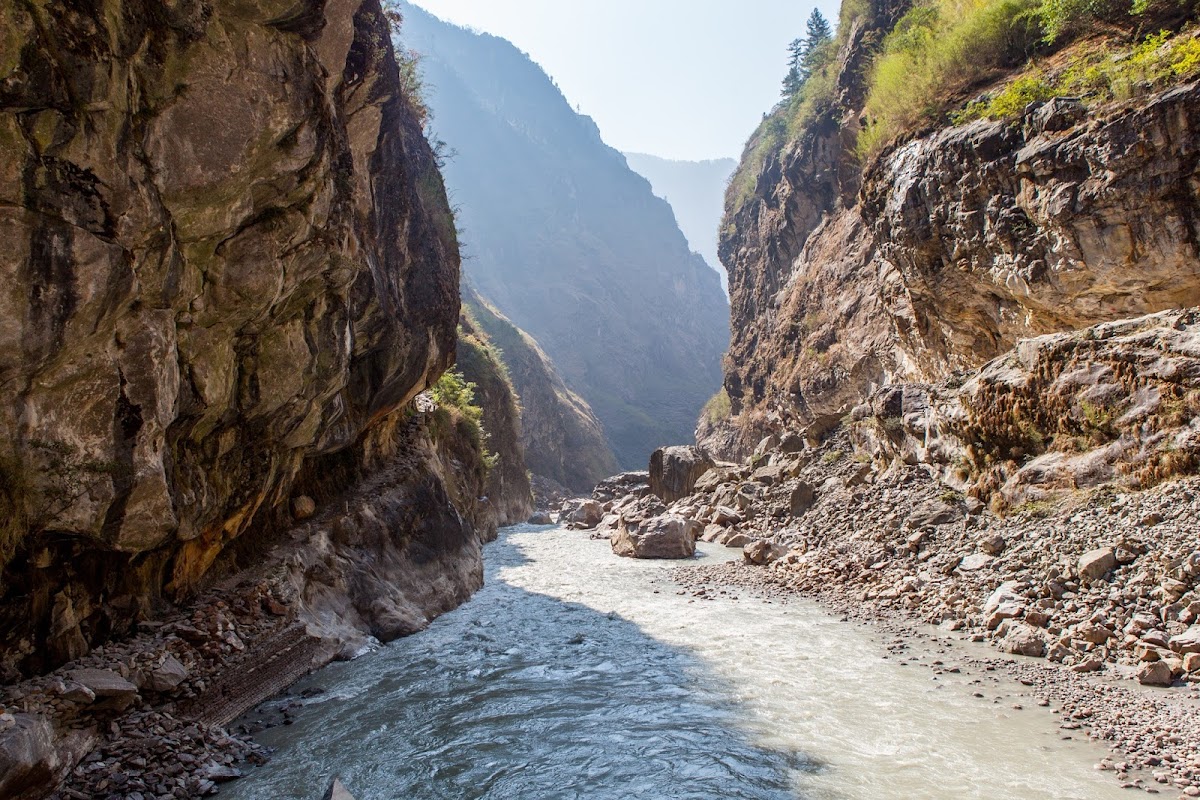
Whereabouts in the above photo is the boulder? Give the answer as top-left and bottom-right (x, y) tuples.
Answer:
(323, 778), (357, 800)
(983, 582), (1025, 630)
(1001, 625), (1045, 657)
(611, 515), (698, 559)
(751, 464), (784, 485)
(648, 446), (715, 503)
(67, 669), (138, 711)
(957, 553), (993, 572)
(528, 511), (554, 525)
(713, 506), (743, 526)
(723, 532), (754, 548)
(1077, 547), (1116, 583)
(905, 500), (962, 529)
(978, 533), (1006, 556)
(693, 468), (728, 493)
(1137, 660), (1175, 687)
(560, 499), (604, 529)
(58, 682), (96, 705)
(203, 763), (243, 782)
(1075, 623), (1113, 645)
(137, 655), (189, 693)
(789, 482), (816, 516)
(1169, 626), (1200, 655)
(743, 540), (787, 565)
(779, 432), (806, 454)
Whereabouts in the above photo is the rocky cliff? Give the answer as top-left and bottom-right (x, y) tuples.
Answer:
(0, 0), (471, 678)
(714, 1), (1200, 460)
(397, 3), (730, 470)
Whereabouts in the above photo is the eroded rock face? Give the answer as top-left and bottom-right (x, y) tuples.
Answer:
(0, 0), (459, 674)
(717, 75), (1200, 454)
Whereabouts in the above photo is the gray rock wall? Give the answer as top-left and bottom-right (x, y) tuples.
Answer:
(0, 0), (461, 675)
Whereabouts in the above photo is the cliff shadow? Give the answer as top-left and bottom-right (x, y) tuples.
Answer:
(222, 527), (820, 800)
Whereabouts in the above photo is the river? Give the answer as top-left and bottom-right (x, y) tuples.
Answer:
(223, 524), (1132, 800)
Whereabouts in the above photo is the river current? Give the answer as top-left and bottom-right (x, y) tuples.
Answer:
(224, 524), (1131, 800)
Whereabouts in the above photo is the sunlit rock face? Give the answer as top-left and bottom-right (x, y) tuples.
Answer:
(0, 0), (460, 673)
(717, 72), (1200, 457)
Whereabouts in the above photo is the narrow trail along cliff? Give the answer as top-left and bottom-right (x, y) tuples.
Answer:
(2, 0), (1200, 797)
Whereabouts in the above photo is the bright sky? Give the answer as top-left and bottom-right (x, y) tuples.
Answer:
(407, 0), (842, 162)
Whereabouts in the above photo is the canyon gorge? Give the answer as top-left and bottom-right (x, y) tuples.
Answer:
(1, 0), (1200, 797)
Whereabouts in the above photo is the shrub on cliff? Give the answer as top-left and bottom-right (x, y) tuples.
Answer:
(430, 368), (497, 472)
(857, 0), (1043, 155)
(857, 0), (1200, 154)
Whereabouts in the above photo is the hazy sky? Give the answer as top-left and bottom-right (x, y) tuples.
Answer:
(406, 0), (841, 161)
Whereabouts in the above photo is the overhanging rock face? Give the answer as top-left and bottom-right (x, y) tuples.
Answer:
(0, 0), (460, 674)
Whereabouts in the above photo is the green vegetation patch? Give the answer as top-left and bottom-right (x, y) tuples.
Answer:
(859, 0), (1199, 154)
(858, 0), (1043, 156)
(430, 366), (497, 471)
(954, 28), (1200, 121)
(702, 388), (733, 425)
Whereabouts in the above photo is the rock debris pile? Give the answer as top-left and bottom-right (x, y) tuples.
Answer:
(581, 427), (1200, 793)
(1, 582), (299, 799)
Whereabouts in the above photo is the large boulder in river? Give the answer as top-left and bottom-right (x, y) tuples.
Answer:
(649, 446), (715, 503)
(611, 515), (699, 559)
(560, 499), (604, 529)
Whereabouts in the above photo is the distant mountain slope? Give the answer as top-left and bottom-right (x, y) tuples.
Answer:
(399, 3), (730, 470)
(463, 286), (618, 492)
(622, 152), (737, 293)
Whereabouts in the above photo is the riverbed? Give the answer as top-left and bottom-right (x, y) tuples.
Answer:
(223, 524), (1132, 799)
